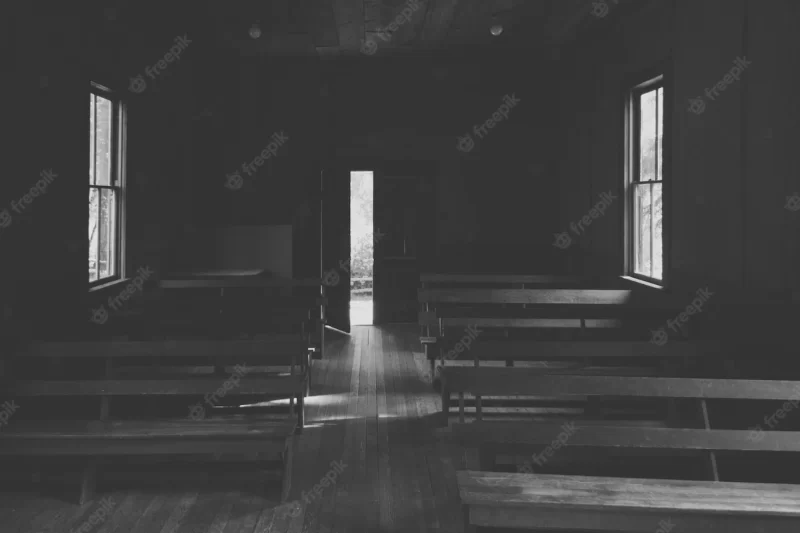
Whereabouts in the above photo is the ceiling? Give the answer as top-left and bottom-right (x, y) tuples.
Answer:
(95, 0), (629, 60)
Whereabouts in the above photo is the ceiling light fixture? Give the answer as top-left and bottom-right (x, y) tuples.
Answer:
(249, 21), (261, 39)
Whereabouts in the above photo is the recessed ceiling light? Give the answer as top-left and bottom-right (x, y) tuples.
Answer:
(490, 24), (503, 36)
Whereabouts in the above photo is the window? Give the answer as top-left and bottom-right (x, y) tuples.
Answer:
(627, 75), (664, 283)
(89, 83), (126, 285)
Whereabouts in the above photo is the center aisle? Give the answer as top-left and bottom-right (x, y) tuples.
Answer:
(279, 324), (463, 533)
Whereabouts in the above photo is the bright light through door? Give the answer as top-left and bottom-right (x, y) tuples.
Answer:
(350, 171), (373, 326)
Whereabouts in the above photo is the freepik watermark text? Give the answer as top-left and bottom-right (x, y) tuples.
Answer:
(129, 35), (192, 93)
(189, 364), (250, 420)
(0, 400), (19, 429)
(688, 56), (751, 114)
(650, 287), (713, 346)
(276, 460), (348, 518)
(361, 0), (424, 55)
(748, 384), (800, 441)
(89, 266), (155, 325)
(225, 131), (289, 190)
(553, 191), (617, 249)
(0, 169), (58, 230)
(70, 497), (116, 533)
(457, 94), (521, 152)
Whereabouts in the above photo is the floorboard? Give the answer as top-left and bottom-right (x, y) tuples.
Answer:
(0, 325), (468, 533)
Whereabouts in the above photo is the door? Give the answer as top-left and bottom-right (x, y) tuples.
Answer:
(321, 166), (350, 333)
(373, 163), (436, 324)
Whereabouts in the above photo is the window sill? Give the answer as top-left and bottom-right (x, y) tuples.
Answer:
(619, 276), (666, 291)
(89, 278), (130, 293)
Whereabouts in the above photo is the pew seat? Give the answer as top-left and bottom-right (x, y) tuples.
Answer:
(0, 416), (296, 502)
(458, 471), (800, 532)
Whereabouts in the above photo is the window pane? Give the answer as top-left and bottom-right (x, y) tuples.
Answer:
(639, 90), (657, 182)
(656, 88), (663, 182)
(89, 188), (99, 282)
(89, 95), (96, 185)
(633, 184), (652, 277)
(652, 183), (663, 280)
(94, 96), (113, 186)
(98, 189), (116, 279)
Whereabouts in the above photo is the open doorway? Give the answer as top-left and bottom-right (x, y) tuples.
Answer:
(350, 171), (374, 326)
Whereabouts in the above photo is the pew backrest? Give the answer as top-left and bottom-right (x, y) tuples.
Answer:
(442, 369), (800, 400)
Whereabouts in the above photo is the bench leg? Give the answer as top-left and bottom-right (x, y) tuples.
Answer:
(306, 353), (312, 397)
(79, 460), (98, 505)
(440, 384), (451, 427)
(281, 437), (293, 504)
(296, 393), (304, 434)
(432, 360), (442, 391)
(463, 505), (476, 533)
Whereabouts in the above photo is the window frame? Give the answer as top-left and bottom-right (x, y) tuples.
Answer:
(89, 82), (127, 288)
(624, 64), (671, 288)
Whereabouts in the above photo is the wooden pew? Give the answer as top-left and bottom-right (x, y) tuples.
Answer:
(0, 337), (307, 504)
(158, 270), (326, 361)
(418, 274), (594, 339)
(438, 340), (720, 429)
(455, 374), (800, 532)
(420, 287), (692, 390)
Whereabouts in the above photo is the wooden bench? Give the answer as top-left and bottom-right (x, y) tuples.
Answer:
(456, 374), (800, 532)
(438, 340), (720, 430)
(418, 274), (596, 350)
(0, 337), (307, 503)
(157, 271), (326, 361)
(420, 287), (691, 389)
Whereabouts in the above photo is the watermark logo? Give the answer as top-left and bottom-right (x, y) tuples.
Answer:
(689, 56), (751, 114)
(129, 76), (146, 93)
(591, 0), (619, 18)
(458, 94), (521, 152)
(0, 209), (11, 229)
(274, 461), (347, 518)
(322, 269), (341, 288)
(518, 421), (578, 472)
(225, 171), (244, 191)
(553, 191), (617, 249)
(130, 35), (192, 93)
(785, 193), (800, 212)
(361, 39), (378, 55)
(688, 97), (706, 115)
(456, 134), (475, 153)
(650, 328), (669, 347)
(360, 0), (424, 55)
(90, 266), (154, 325)
(553, 232), (572, 250)
(0, 400), (19, 429)
(649, 287), (713, 345)
(189, 364), (249, 420)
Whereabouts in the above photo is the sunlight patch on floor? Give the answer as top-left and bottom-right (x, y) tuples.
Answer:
(350, 299), (373, 326)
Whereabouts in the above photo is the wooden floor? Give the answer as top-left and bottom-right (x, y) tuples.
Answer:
(0, 325), (468, 533)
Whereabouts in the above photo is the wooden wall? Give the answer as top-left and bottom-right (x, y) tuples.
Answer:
(555, 0), (800, 336)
